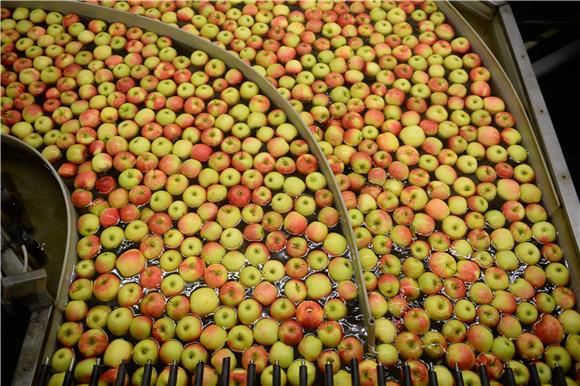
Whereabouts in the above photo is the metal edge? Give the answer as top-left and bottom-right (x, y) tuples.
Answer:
(2, 0), (375, 354)
(450, 1), (497, 22)
(11, 293), (53, 386)
(1, 133), (77, 385)
(439, 2), (580, 302)
(494, 4), (580, 302)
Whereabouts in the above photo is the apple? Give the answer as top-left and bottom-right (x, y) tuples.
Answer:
(158, 339), (184, 365)
(491, 336), (516, 362)
(442, 319), (467, 344)
(297, 334), (323, 362)
(261, 365), (288, 386)
(533, 314), (564, 345)
(84, 305), (111, 329)
(103, 338), (133, 368)
(395, 332), (423, 360)
(317, 297), (345, 321)
(322, 233), (347, 256)
(263, 260), (285, 283)
(403, 308), (431, 335)
(269, 341), (295, 369)
(466, 324), (494, 353)
(180, 343), (207, 372)
(212, 305), (236, 329)
(156, 366), (187, 386)
(429, 252), (457, 279)
(424, 294), (454, 321)
(227, 325), (254, 352)
(241, 345), (269, 374)
(238, 298), (262, 325)
(279, 320), (304, 346)
(140, 291), (166, 319)
(559, 309), (580, 334)
(446, 342), (476, 370)
(469, 282), (493, 305)
(106, 306), (134, 337)
(190, 287), (219, 317)
(287, 360), (316, 386)
(198, 324), (227, 352)
(248, 318), (278, 347)
(294, 300), (324, 330)
(51, 347), (75, 373)
(64, 300), (88, 322)
(453, 299), (476, 323)
(545, 262), (570, 286)
(418, 272), (443, 295)
(78, 327), (108, 358)
(210, 348), (237, 376)
(506, 360), (530, 386)
(270, 297), (296, 321)
(317, 320), (344, 348)
(514, 332), (544, 361)
(552, 286), (576, 309)
(91, 273), (120, 302)
(140, 265), (163, 289)
(166, 295), (190, 321)
(117, 282), (143, 308)
(422, 331), (447, 360)
(133, 338), (159, 366)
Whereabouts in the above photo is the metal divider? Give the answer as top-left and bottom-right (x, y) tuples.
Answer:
(2, 2), (376, 381)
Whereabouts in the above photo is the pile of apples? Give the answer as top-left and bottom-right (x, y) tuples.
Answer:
(1, 4), (370, 386)
(97, 0), (579, 385)
(2, 0), (580, 385)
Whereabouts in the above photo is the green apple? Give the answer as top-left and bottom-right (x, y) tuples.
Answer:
(190, 287), (219, 316)
(133, 338), (159, 365)
(287, 360), (316, 386)
(269, 341), (294, 369)
(103, 338), (133, 367)
(51, 347), (74, 372)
